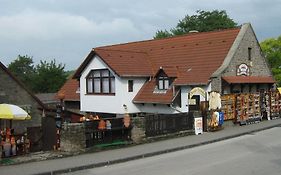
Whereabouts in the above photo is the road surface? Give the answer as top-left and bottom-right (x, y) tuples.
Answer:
(64, 127), (281, 175)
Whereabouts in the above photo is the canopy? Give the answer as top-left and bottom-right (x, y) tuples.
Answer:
(0, 104), (31, 120)
(222, 76), (276, 84)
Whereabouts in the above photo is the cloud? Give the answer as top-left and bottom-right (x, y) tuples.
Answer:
(0, 9), (139, 41)
(0, 0), (281, 70)
(0, 9), (142, 69)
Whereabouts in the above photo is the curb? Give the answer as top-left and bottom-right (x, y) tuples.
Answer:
(35, 123), (281, 175)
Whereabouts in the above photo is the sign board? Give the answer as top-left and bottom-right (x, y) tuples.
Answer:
(237, 63), (250, 76)
(188, 99), (196, 105)
(189, 87), (206, 99)
(194, 117), (203, 135)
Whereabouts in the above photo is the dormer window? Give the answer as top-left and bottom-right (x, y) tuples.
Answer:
(158, 76), (170, 90)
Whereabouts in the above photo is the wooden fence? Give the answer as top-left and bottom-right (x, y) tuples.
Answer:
(84, 118), (131, 148)
(145, 112), (194, 137)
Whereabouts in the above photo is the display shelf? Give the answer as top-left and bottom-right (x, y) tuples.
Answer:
(221, 94), (236, 120)
(270, 91), (281, 119)
(236, 93), (261, 125)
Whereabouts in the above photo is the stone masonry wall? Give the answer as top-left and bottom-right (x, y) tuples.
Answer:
(60, 123), (86, 152)
(223, 26), (271, 77)
(211, 77), (222, 93)
(211, 25), (273, 93)
(0, 67), (42, 134)
(131, 117), (146, 144)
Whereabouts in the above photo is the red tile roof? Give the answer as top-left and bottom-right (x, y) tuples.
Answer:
(74, 27), (242, 104)
(222, 76), (276, 84)
(56, 77), (80, 101)
(154, 66), (178, 78)
(96, 28), (240, 84)
(95, 48), (153, 77)
(133, 79), (174, 104)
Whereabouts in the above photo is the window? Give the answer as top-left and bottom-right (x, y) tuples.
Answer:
(248, 47), (252, 61)
(128, 80), (133, 92)
(86, 69), (115, 94)
(158, 76), (169, 90)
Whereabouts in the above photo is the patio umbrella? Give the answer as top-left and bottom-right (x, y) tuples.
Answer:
(0, 104), (31, 120)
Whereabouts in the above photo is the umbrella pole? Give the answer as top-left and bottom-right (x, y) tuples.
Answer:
(10, 120), (12, 129)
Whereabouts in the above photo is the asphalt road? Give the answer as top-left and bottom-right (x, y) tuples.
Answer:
(64, 127), (281, 175)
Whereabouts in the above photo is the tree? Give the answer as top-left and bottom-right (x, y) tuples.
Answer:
(154, 30), (173, 39)
(260, 36), (281, 86)
(154, 10), (238, 39)
(33, 60), (68, 93)
(8, 56), (68, 93)
(8, 55), (36, 90)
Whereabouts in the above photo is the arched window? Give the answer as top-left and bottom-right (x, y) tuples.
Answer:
(86, 69), (115, 94)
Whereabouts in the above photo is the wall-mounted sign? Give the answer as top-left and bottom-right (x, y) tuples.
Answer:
(189, 87), (206, 98)
(188, 99), (196, 105)
(237, 63), (250, 76)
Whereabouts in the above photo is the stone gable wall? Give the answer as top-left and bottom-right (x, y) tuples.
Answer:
(212, 25), (272, 93)
(0, 68), (42, 134)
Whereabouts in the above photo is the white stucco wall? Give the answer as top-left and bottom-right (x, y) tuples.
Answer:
(135, 103), (178, 114)
(80, 55), (147, 114)
(80, 55), (213, 114)
(179, 83), (211, 112)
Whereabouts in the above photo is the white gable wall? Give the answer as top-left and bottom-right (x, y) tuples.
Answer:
(80, 56), (213, 115)
(118, 77), (147, 113)
(80, 55), (147, 114)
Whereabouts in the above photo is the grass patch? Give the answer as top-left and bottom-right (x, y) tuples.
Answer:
(0, 158), (15, 165)
(93, 140), (129, 149)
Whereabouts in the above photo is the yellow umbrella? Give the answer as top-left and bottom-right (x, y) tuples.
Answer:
(0, 104), (31, 120)
(278, 87), (281, 94)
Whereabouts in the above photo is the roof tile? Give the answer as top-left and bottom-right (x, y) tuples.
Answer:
(222, 76), (276, 84)
(56, 77), (80, 101)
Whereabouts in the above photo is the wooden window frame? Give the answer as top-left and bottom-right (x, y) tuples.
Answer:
(158, 76), (170, 90)
(86, 69), (115, 95)
(128, 80), (134, 92)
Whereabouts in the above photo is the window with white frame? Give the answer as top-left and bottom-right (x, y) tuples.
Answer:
(86, 69), (115, 94)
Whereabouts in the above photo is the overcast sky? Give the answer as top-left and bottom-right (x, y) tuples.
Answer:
(0, 0), (280, 70)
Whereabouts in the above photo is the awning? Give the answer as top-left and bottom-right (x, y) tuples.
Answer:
(222, 76), (276, 84)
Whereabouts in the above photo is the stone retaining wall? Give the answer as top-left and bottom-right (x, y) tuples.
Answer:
(60, 123), (86, 152)
(131, 117), (146, 144)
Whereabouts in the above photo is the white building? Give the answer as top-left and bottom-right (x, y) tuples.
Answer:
(73, 23), (274, 116)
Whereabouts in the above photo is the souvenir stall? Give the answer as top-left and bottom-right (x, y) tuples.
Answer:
(0, 104), (31, 158)
(208, 92), (224, 131)
(221, 94), (236, 120)
(236, 93), (261, 125)
(268, 91), (281, 119)
(220, 89), (281, 126)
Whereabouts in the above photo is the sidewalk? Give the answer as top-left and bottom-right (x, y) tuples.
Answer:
(1, 118), (281, 175)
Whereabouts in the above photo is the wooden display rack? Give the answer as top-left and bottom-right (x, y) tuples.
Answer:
(221, 94), (236, 120)
(270, 91), (281, 119)
(236, 93), (262, 125)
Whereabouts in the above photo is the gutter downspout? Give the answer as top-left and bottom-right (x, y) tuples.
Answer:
(170, 104), (182, 113)
(170, 89), (182, 113)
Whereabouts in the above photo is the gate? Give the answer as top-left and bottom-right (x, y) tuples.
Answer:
(42, 116), (57, 151)
(27, 126), (42, 152)
(145, 112), (194, 137)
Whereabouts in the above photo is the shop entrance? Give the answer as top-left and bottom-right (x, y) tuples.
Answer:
(189, 95), (200, 111)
